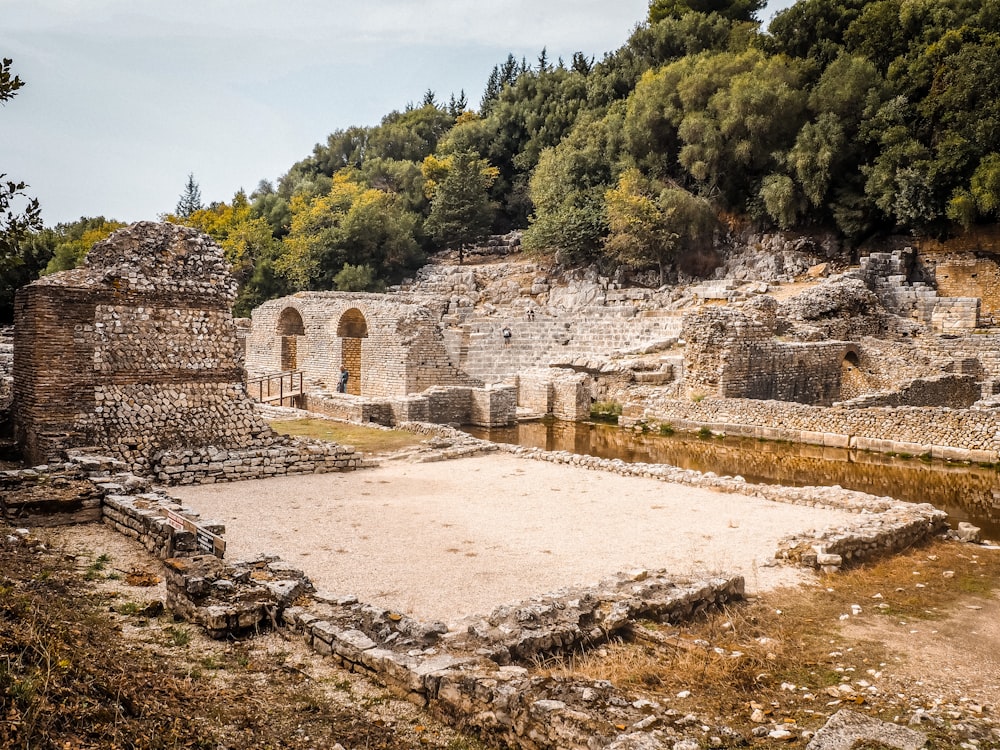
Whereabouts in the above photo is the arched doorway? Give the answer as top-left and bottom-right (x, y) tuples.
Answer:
(840, 348), (866, 400)
(276, 307), (305, 371)
(336, 308), (368, 395)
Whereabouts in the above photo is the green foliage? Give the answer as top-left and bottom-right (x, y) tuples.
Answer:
(276, 172), (423, 290)
(590, 400), (623, 423)
(604, 169), (716, 284)
(423, 151), (498, 262)
(175, 173), (203, 218)
(648, 0), (764, 24)
(12, 1), (1000, 314)
(42, 217), (127, 274)
(1, 58), (44, 321)
(334, 263), (383, 292)
(524, 107), (624, 262)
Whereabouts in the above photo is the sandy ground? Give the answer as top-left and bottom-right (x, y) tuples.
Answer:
(171, 454), (857, 624)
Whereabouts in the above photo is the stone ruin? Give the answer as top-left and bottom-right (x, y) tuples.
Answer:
(13, 222), (357, 480)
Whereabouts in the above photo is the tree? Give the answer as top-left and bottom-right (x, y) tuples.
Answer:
(276, 171), (423, 290)
(604, 169), (715, 285)
(1, 58), (43, 266)
(175, 173), (203, 218)
(423, 151), (498, 263)
(334, 263), (382, 292)
(43, 217), (127, 273)
(648, 0), (764, 24)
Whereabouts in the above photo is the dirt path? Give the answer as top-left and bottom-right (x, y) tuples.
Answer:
(171, 453), (857, 624)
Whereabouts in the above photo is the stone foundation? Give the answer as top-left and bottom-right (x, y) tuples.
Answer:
(301, 383), (517, 428)
(625, 396), (1000, 463)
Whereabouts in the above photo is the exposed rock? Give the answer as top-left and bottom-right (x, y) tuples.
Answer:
(805, 709), (926, 750)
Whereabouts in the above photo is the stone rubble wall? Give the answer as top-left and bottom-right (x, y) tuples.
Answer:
(12, 223), (277, 467)
(625, 395), (1000, 463)
(151, 438), (364, 485)
(836, 373), (980, 409)
(681, 301), (849, 404)
(0, 453), (226, 558)
(917, 330), (1000, 383)
(164, 545), (747, 749)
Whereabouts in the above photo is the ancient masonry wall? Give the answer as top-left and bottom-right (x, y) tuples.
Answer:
(854, 250), (980, 331)
(917, 330), (1000, 381)
(626, 396), (1000, 463)
(301, 383), (517, 428)
(836, 373), (981, 409)
(13, 223), (269, 470)
(246, 293), (476, 397)
(442, 307), (684, 385)
(681, 303), (849, 405)
(916, 226), (1000, 317)
(515, 368), (592, 420)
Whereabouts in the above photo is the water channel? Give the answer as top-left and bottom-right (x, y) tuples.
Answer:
(464, 419), (1000, 540)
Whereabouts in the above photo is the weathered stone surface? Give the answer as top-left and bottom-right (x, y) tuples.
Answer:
(805, 709), (926, 750)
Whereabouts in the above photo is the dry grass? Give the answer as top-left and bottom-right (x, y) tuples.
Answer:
(543, 539), (1000, 745)
(268, 418), (424, 455)
(0, 529), (484, 750)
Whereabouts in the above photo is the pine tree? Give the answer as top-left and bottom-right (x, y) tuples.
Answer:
(175, 173), (203, 218)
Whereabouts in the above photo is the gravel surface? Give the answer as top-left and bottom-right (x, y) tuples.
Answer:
(172, 454), (857, 624)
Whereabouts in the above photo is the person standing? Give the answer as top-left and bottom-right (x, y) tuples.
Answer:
(337, 367), (349, 393)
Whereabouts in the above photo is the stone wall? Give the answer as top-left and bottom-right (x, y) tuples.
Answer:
(516, 368), (592, 420)
(836, 373), (980, 409)
(301, 383), (517, 428)
(681, 302), (850, 405)
(444, 307), (684, 385)
(626, 395), (1000, 463)
(915, 227), (1000, 316)
(246, 293), (476, 397)
(13, 223), (276, 469)
(854, 249), (980, 330)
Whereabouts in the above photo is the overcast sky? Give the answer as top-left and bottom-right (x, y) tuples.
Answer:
(1, 0), (795, 226)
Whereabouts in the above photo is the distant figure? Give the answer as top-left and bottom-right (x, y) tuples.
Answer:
(337, 367), (349, 393)
(526, 309), (535, 321)
(501, 325), (512, 348)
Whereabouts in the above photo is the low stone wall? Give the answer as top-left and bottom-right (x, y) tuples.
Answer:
(0, 453), (228, 559)
(162, 546), (747, 749)
(471, 433), (949, 572)
(150, 439), (363, 485)
(836, 373), (980, 409)
(516, 368), (591, 419)
(102, 491), (225, 559)
(301, 383), (517, 428)
(626, 396), (1000, 463)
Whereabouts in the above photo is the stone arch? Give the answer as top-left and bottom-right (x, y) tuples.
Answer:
(337, 308), (369, 339)
(336, 308), (368, 395)
(277, 307), (305, 371)
(277, 307), (305, 336)
(840, 345), (866, 400)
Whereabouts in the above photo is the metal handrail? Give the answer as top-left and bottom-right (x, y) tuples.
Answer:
(246, 370), (304, 406)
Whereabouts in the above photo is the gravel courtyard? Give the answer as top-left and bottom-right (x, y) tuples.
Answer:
(172, 453), (856, 624)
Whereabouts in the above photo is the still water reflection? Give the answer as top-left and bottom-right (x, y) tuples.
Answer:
(464, 419), (1000, 540)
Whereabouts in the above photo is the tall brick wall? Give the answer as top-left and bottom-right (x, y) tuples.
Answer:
(13, 222), (273, 469)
